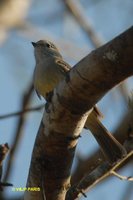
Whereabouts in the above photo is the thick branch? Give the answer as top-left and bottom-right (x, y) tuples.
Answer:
(24, 26), (133, 200)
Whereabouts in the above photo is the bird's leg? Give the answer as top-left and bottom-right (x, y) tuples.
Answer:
(45, 91), (54, 113)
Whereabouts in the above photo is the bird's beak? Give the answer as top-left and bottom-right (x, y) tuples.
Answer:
(31, 42), (37, 47)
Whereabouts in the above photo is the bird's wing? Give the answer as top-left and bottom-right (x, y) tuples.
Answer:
(55, 59), (71, 74)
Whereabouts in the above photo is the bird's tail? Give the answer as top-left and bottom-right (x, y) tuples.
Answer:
(85, 109), (127, 164)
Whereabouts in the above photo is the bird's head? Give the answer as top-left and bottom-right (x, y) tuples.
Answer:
(32, 40), (62, 61)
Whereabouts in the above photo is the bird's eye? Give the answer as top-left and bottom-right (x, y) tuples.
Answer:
(46, 43), (51, 48)
(46, 42), (56, 49)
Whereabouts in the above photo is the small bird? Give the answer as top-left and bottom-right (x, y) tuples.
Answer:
(32, 40), (126, 163)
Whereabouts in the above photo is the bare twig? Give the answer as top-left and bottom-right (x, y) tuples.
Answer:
(63, 0), (103, 48)
(110, 170), (133, 181)
(4, 84), (34, 182)
(0, 105), (44, 120)
(66, 150), (133, 200)
(120, 171), (133, 200)
(68, 129), (133, 199)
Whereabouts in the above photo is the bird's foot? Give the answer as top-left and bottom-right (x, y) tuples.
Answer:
(67, 135), (81, 141)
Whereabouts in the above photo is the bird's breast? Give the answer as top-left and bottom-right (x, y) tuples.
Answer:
(34, 63), (64, 98)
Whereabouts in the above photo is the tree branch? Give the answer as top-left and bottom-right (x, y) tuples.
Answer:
(24, 26), (133, 200)
(0, 105), (44, 120)
(66, 145), (133, 200)
(63, 0), (103, 48)
(71, 108), (133, 184)
(4, 84), (34, 182)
